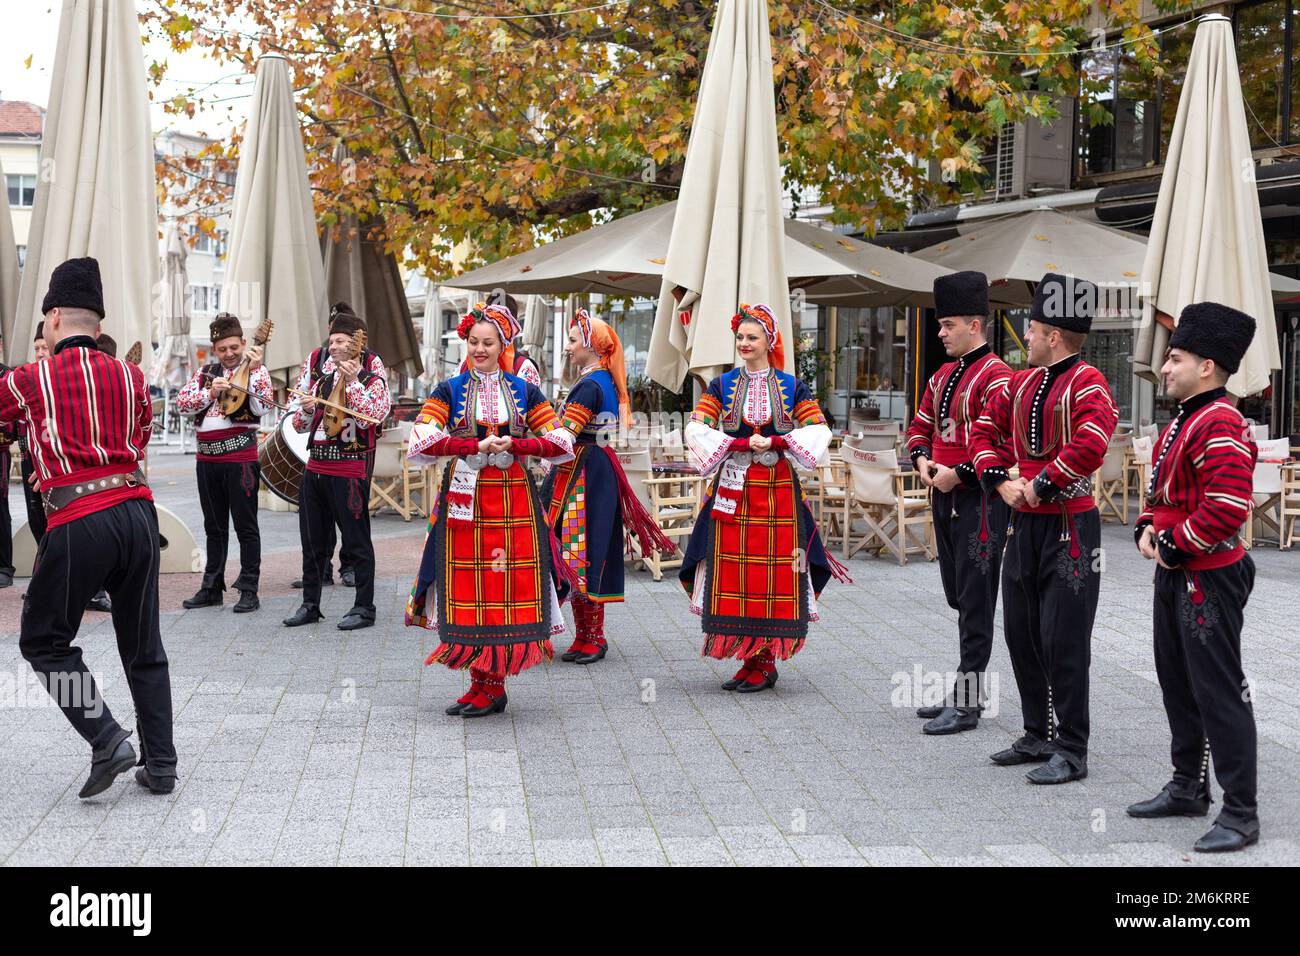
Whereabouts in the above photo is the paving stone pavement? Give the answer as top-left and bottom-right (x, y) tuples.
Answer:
(1, 450), (1297, 866)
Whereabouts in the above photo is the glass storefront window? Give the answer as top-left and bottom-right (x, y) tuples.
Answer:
(1077, 46), (1157, 175)
(834, 306), (908, 424)
(602, 298), (657, 382)
(1081, 329), (1134, 424)
(1236, 0), (1288, 149)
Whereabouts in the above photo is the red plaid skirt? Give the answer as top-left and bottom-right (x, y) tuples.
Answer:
(408, 462), (557, 675)
(699, 460), (809, 660)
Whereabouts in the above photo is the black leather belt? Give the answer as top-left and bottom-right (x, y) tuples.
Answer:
(42, 468), (148, 515)
(309, 443), (366, 463)
(197, 431), (257, 457)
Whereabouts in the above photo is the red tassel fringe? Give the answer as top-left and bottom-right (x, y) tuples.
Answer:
(823, 551), (853, 584)
(424, 639), (553, 675)
(701, 634), (805, 662)
(600, 446), (677, 556)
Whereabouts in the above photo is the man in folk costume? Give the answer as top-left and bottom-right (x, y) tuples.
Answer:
(969, 273), (1119, 784)
(175, 313), (273, 613)
(0, 333), (16, 588)
(284, 302), (392, 631)
(17, 324), (51, 553)
(906, 271), (1013, 734)
(1127, 303), (1261, 853)
(0, 257), (176, 797)
(456, 291), (543, 391)
(545, 309), (676, 664)
(681, 304), (850, 693)
(406, 303), (575, 717)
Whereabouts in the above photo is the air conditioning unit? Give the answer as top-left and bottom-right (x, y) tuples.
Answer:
(1010, 96), (1074, 196)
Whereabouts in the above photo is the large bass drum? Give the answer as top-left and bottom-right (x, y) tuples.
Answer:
(259, 414), (310, 504)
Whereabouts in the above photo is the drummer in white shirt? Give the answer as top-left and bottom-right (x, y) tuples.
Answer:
(175, 313), (274, 613)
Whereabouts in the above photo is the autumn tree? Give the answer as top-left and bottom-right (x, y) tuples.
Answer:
(142, 0), (1197, 276)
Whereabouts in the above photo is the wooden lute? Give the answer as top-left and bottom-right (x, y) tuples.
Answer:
(323, 329), (367, 438)
(218, 319), (273, 417)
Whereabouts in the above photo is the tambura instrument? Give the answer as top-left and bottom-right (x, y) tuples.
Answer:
(259, 414), (310, 504)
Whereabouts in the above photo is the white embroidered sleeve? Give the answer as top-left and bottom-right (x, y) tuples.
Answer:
(784, 423), (832, 471)
(407, 421), (448, 466)
(685, 419), (731, 477)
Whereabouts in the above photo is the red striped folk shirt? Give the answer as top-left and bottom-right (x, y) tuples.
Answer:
(905, 343), (1012, 487)
(0, 335), (154, 529)
(1135, 387), (1256, 570)
(969, 353), (1119, 515)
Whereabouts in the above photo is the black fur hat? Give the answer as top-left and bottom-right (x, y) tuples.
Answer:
(33, 321), (44, 341)
(1029, 272), (1095, 334)
(329, 301), (366, 337)
(1169, 301), (1256, 375)
(41, 256), (105, 318)
(933, 271), (989, 320)
(96, 333), (117, 358)
(209, 312), (244, 344)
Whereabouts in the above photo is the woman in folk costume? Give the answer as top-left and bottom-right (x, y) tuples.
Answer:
(455, 292), (543, 389)
(680, 304), (849, 693)
(544, 309), (676, 665)
(406, 303), (576, 717)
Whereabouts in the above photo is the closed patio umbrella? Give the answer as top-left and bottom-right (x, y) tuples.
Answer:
(1134, 14), (1280, 396)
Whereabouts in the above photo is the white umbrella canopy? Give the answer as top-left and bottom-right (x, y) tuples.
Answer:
(0, 155), (20, 358)
(224, 53), (327, 383)
(12, 0), (158, 370)
(417, 279), (441, 389)
(1135, 14), (1280, 397)
(912, 208), (1150, 310)
(451, 200), (952, 307)
(647, 0), (791, 388)
(152, 220), (193, 387)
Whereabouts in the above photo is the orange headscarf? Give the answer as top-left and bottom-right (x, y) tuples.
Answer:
(458, 302), (521, 373)
(573, 308), (631, 429)
(732, 303), (785, 371)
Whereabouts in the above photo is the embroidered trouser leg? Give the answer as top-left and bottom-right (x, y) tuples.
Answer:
(932, 484), (1007, 706)
(1153, 558), (1257, 835)
(299, 470), (375, 614)
(1002, 509), (1100, 767)
(197, 459), (262, 593)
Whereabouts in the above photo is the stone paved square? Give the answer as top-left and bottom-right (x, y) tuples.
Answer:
(1, 452), (1296, 866)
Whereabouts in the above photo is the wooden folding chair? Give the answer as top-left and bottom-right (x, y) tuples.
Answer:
(637, 472), (701, 581)
(841, 444), (933, 565)
(1246, 439), (1290, 548)
(1093, 438), (1129, 523)
(1281, 462), (1300, 551)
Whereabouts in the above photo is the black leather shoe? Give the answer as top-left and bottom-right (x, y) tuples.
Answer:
(337, 611), (375, 631)
(1193, 823), (1259, 853)
(233, 591), (259, 613)
(990, 735), (1055, 766)
(182, 588), (222, 609)
(283, 605), (324, 627)
(292, 577), (334, 588)
(915, 704), (944, 719)
(87, 591), (112, 613)
(461, 693), (508, 717)
(340, 569), (357, 587)
(0, 571), (13, 588)
(134, 767), (175, 795)
(560, 646), (583, 663)
(445, 698), (471, 716)
(1026, 753), (1087, 785)
(922, 707), (979, 735)
(1127, 785), (1211, 819)
(574, 643), (607, 665)
(736, 671), (778, 694)
(79, 739), (137, 799)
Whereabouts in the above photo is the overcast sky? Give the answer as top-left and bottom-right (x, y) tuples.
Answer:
(0, 3), (247, 140)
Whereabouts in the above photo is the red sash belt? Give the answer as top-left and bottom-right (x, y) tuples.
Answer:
(1013, 460), (1095, 515)
(1152, 506), (1244, 570)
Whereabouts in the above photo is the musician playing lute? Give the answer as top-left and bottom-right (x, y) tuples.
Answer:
(283, 302), (391, 631)
(175, 313), (274, 613)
